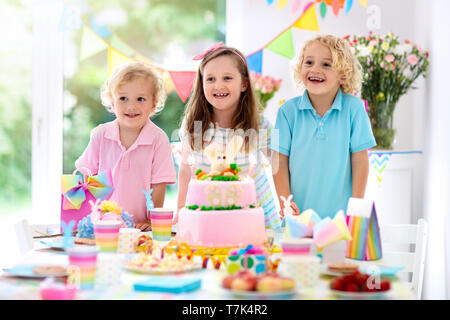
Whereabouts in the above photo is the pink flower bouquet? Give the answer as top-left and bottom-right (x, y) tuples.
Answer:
(250, 71), (282, 109)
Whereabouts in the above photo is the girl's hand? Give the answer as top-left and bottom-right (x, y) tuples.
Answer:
(280, 201), (300, 217)
(135, 221), (152, 231)
(291, 201), (300, 215)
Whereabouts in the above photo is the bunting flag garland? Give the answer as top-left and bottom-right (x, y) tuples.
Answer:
(358, 0), (368, 7)
(291, 0), (302, 14)
(293, 3), (320, 31)
(80, 26), (108, 61)
(246, 50), (263, 74)
(319, 1), (327, 18)
(59, 3), (83, 32)
(344, 0), (354, 14)
(62, 0), (363, 102)
(266, 29), (295, 59)
(277, 0), (289, 9)
(168, 71), (197, 103)
(107, 47), (134, 77)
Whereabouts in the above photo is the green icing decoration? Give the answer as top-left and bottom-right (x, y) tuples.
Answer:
(195, 169), (202, 175)
(186, 204), (199, 210)
(249, 205), (255, 208)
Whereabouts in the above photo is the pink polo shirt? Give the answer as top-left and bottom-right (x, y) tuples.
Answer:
(75, 119), (176, 223)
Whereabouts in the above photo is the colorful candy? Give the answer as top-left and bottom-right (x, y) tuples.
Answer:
(136, 234), (153, 254)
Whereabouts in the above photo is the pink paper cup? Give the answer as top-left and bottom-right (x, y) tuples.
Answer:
(94, 221), (121, 252)
(149, 208), (173, 241)
(281, 238), (314, 256)
(66, 245), (99, 290)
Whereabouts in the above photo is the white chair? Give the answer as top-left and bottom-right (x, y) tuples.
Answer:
(380, 219), (428, 299)
(14, 219), (35, 255)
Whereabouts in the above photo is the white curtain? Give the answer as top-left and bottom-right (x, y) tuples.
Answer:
(422, 0), (450, 300)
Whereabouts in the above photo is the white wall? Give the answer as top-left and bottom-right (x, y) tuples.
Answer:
(227, 0), (428, 151)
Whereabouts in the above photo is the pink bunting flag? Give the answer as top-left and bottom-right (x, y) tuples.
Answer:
(332, 0), (340, 16)
(291, 0), (302, 13)
(168, 71), (197, 103)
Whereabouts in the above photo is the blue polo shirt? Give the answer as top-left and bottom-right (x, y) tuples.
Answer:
(271, 89), (376, 218)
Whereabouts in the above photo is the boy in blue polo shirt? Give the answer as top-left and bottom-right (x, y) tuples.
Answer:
(272, 34), (376, 219)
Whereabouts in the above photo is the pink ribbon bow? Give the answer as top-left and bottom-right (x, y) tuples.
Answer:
(193, 41), (224, 60)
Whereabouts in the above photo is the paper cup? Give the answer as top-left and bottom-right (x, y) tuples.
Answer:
(281, 238), (314, 256)
(278, 255), (320, 288)
(94, 221), (121, 252)
(67, 245), (99, 290)
(149, 208), (173, 241)
(95, 253), (123, 287)
(117, 228), (141, 254)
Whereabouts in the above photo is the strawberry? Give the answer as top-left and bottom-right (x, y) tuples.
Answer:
(331, 279), (345, 291)
(345, 283), (360, 292)
(380, 280), (391, 291)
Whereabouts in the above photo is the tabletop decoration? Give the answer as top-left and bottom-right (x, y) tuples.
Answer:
(225, 245), (267, 275)
(40, 278), (77, 300)
(135, 234), (153, 254)
(250, 71), (282, 109)
(344, 32), (429, 149)
(345, 198), (382, 261)
(222, 270), (295, 293)
(61, 169), (114, 231)
(61, 221), (75, 249)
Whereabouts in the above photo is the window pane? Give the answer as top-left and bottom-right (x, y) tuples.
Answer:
(63, 0), (226, 206)
(0, 1), (33, 217)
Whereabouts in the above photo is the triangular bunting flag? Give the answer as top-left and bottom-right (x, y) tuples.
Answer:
(89, 14), (112, 39)
(266, 29), (295, 59)
(110, 36), (136, 58)
(168, 71), (197, 103)
(291, 0), (302, 14)
(344, 0), (354, 14)
(80, 27), (108, 61)
(320, 1), (327, 18)
(163, 71), (175, 95)
(266, 0), (275, 5)
(107, 48), (135, 77)
(293, 3), (320, 31)
(332, 0), (341, 16)
(59, 3), (83, 32)
(277, 0), (289, 9)
(246, 50), (263, 74)
(358, 0), (368, 7)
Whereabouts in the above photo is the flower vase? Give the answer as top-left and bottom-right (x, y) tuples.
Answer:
(367, 100), (397, 150)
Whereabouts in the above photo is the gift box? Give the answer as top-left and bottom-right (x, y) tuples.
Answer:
(345, 198), (383, 261)
(225, 245), (267, 275)
(60, 169), (114, 232)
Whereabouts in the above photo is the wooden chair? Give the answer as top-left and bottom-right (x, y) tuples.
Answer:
(380, 219), (428, 299)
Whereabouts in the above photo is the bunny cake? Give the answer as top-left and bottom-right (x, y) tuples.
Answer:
(176, 136), (266, 248)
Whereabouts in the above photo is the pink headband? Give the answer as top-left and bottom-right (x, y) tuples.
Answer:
(193, 42), (247, 65)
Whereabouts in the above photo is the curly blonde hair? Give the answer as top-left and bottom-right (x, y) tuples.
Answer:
(100, 62), (166, 115)
(292, 34), (362, 94)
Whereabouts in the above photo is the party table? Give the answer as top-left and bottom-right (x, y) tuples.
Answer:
(0, 238), (415, 300)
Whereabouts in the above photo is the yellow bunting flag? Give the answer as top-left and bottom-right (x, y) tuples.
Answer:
(277, 0), (289, 9)
(358, 0), (368, 7)
(266, 28), (295, 59)
(293, 3), (320, 31)
(80, 27), (108, 61)
(163, 71), (175, 95)
(107, 47), (135, 77)
(110, 36), (136, 57)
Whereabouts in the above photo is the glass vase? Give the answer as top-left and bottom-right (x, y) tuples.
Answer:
(367, 100), (397, 150)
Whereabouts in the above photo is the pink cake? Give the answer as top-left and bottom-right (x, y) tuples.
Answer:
(176, 173), (266, 248)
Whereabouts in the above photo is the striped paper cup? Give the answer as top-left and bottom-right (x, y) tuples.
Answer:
(66, 245), (99, 290)
(94, 221), (121, 252)
(149, 208), (173, 241)
(281, 238), (314, 256)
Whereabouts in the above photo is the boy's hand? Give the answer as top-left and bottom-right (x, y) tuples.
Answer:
(135, 221), (152, 231)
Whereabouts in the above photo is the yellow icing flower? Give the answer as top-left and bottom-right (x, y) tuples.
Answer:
(381, 42), (390, 51)
(100, 200), (122, 214)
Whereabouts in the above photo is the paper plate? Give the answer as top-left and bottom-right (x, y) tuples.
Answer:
(221, 287), (297, 299)
(124, 263), (202, 275)
(2, 265), (69, 278)
(39, 238), (65, 251)
(330, 288), (391, 300)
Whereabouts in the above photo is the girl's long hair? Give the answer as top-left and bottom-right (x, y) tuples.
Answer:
(183, 46), (261, 151)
